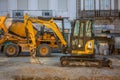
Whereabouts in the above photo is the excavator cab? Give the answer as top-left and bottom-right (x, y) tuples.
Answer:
(70, 20), (94, 56)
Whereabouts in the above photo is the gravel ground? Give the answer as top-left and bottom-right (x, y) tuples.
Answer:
(0, 53), (120, 80)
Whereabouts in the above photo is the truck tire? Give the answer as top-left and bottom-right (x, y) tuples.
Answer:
(4, 44), (19, 57)
(37, 44), (51, 57)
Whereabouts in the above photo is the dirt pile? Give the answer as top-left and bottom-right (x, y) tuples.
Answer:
(8, 64), (120, 80)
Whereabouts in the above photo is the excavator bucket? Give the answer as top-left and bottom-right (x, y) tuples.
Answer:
(24, 14), (41, 64)
(30, 48), (41, 64)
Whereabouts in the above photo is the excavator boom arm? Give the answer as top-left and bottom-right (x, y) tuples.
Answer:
(0, 15), (8, 44)
(24, 14), (67, 47)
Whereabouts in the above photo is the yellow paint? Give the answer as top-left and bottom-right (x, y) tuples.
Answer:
(72, 40), (94, 55)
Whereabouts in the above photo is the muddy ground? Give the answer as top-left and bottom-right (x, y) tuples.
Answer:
(0, 53), (120, 80)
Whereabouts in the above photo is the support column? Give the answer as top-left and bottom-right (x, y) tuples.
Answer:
(99, 0), (101, 10)
(49, 0), (57, 16)
(76, 0), (81, 18)
(8, 0), (17, 17)
(114, 0), (118, 10)
(8, 0), (17, 10)
(83, 0), (85, 10)
(95, 0), (99, 10)
(94, 0), (96, 10)
(68, 0), (76, 20)
(110, 0), (113, 10)
(118, 0), (120, 11)
(28, 0), (38, 10)
(49, 0), (57, 10)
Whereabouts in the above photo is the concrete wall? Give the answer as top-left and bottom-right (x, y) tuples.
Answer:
(0, 0), (8, 11)
(118, 0), (119, 10)
(80, 0), (120, 10)
(0, 0), (76, 20)
(0, 0), (119, 19)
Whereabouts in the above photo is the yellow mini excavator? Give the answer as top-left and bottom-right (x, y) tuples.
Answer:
(60, 20), (112, 68)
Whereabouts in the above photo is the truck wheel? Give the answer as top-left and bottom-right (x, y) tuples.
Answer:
(4, 44), (19, 57)
(37, 44), (51, 57)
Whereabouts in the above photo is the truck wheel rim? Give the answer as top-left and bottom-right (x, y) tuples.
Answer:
(7, 47), (15, 55)
(40, 47), (48, 55)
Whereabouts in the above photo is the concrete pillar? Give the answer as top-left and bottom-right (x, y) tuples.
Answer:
(28, 0), (38, 10)
(8, 0), (17, 17)
(118, 0), (120, 10)
(111, 0), (114, 10)
(114, 0), (118, 10)
(96, 0), (99, 10)
(8, 0), (17, 10)
(76, 0), (81, 18)
(94, 0), (96, 10)
(49, 0), (57, 16)
(49, 0), (57, 10)
(68, 0), (76, 20)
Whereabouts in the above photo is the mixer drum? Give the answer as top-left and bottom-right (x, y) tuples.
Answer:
(9, 22), (37, 38)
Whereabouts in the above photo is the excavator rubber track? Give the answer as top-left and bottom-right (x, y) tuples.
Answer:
(60, 56), (112, 68)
